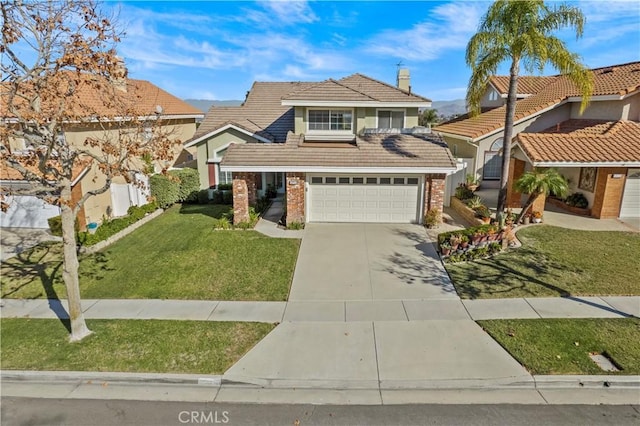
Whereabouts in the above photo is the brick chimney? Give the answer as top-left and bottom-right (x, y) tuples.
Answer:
(111, 56), (128, 92)
(397, 68), (410, 92)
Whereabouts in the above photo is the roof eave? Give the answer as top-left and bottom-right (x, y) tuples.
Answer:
(281, 100), (431, 108)
(531, 161), (640, 167)
(184, 123), (272, 148)
(221, 165), (457, 174)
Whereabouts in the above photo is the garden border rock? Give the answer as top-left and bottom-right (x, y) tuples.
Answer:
(78, 209), (164, 255)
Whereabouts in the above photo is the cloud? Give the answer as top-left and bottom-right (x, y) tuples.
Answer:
(364, 2), (486, 61)
(259, 0), (318, 24)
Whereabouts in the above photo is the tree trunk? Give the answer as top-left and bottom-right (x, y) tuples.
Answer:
(496, 59), (520, 224)
(60, 180), (92, 342)
(516, 192), (539, 224)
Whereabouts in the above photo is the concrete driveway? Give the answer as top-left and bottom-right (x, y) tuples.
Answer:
(288, 223), (457, 301)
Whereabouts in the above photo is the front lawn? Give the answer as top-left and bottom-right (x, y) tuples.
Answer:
(0, 204), (300, 301)
(446, 226), (640, 299)
(0, 318), (274, 374)
(479, 318), (640, 375)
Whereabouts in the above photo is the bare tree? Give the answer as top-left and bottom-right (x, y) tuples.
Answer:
(1, 0), (178, 341)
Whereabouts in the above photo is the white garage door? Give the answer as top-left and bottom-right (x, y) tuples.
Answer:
(308, 175), (421, 223)
(0, 195), (60, 228)
(619, 169), (640, 217)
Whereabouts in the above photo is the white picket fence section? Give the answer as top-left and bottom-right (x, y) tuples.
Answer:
(444, 158), (473, 207)
(110, 174), (150, 217)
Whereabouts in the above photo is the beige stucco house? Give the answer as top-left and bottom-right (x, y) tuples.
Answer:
(435, 61), (640, 219)
(186, 70), (458, 225)
(1, 74), (203, 229)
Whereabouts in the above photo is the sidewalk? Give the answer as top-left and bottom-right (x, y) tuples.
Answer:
(2, 296), (638, 322)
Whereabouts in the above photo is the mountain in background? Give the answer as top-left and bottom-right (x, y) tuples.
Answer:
(185, 98), (467, 118)
(185, 99), (243, 111)
(430, 99), (467, 117)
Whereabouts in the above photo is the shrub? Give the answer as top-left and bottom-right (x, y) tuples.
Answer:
(465, 196), (484, 210)
(212, 217), (231, 230)
(424, 208), (441, 228)
(255, 196), (271, 214)
(127, 202), (158, 221)
(455, 184), (474, 200)
(150, 174), (180, 208)
(197, 189), (210, 204)
(169, 168), (200, 203)
(217, 183), (232, 191)
(248, 207), (260, 224)
(235, 221), (252, 230)
(47, 215), (80, 236)
(565, 192), (588, 208)
(286, 221), (304, 230)
(222, 190), (233, 205)
(475, 206), (491, 219)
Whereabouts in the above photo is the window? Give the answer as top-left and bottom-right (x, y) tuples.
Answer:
(219, 170), (233, 185)
(308, 109), (352, 131)
(489, 89), (498, 101)
(378, 110), (405, 128)
(311, 176), (323, 184)
(490, 138), (504, 151)
(379, 177), (391, 184)
(393, 177), (405, 185)
(407, 177), (419, 185)
(325, 177), (336, 184)
(366, 177), (377, 184)
(338, 177), (350, 184)
(352, 177), (364, 184)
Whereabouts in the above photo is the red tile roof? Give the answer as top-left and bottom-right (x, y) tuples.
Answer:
(516, 119), (640, 164)
(489, 75), (558, 96)
(436, 61), (640, 140)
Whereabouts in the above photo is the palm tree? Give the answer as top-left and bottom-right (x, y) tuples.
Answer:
(515, 168), (568, 223)
(466, 0), (593, 224)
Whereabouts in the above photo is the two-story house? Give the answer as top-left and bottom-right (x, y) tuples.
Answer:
(1, 69), (204, 229)
(435, 61), (640, 219)
(186, 70), (457, 225)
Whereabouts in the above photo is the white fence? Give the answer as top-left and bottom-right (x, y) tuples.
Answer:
(444, 158), (473, 207)
(110, 174), (150, 217)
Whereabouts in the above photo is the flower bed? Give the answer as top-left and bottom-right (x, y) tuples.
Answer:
(547, 196), (591, 216)
(450, 197), (488, 226)
(437, 224), (510, 263)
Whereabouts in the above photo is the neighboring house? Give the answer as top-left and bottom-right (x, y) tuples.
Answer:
(1, 69), (204, 229)
(435, 61), (640, 219)
(186, 70), (457, 225)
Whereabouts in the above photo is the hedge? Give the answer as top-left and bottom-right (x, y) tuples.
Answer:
(169, 168), (200, 203)
(77, 203), (157, 246)
(150, 174), (180, 208)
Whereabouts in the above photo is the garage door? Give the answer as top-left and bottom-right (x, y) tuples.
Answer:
(0, 195), (60, 228)
(619, 169), (640, 217)
(308, 175), (421, 223)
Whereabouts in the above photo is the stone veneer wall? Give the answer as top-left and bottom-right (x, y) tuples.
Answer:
(424, 174), (446, 223)
(285, 172), (305, 224)
(232, 172), (257, 224)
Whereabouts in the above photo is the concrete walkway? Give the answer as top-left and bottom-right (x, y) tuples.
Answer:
(253, 197), (304, 239)
(0, 228), (61, 261)
(2, 295), (637, 322)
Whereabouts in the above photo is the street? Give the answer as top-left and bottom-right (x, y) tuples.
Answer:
(2, 397), (639, 426)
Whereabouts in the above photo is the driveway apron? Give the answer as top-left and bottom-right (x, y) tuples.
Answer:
(225, 223), (533, 390)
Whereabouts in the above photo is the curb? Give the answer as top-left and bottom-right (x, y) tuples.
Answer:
(1, 370), (222, 387)
(5, 371), (637, 391)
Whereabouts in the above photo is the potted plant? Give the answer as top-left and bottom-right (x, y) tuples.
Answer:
(471, 231), (484, 246)
(466, 196), (484, 210)
(440, 242), (452, 256)
(487, 225), (499, 241)
(449, 234), (462, 251)
(460, 234), (470, 249)
(532, 211), (543, 223)
(475, 206), (491, 223)
(465, 174), (480, 192)
(523, 213), (531, 225)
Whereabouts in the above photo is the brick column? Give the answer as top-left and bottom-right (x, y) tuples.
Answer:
(232, 172), (257, 224)
(285, 172), (305, 224)
(424, 174), (446, 223)
(507, 159), (526, 208)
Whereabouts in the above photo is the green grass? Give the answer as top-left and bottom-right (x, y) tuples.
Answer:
(478, 318), (640, 375)
(0, 204), (300, 301)
(0, 318), (274, 374)
(446, 226), (640, 299)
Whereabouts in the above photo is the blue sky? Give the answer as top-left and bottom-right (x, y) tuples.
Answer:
(111, 0), (640, 102)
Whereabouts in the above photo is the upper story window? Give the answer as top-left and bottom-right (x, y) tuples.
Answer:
(308, 109), (353, 131)
(488, 89), (498, 101)
(377, 110), (405, 129)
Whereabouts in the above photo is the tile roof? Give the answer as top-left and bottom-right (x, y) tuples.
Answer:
(283, 73), (431, 103)
(1, 156), (90, 183)
(190, 82), (316, 143)
(1, 73), (203, 119)
(436, 61), (640, 140)
(516, 119), (640, 164)
(489, 75), (558, 96)
(220, 132), (456, 170)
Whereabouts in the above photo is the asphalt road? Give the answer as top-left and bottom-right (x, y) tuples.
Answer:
(2, 397), (639, 426)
